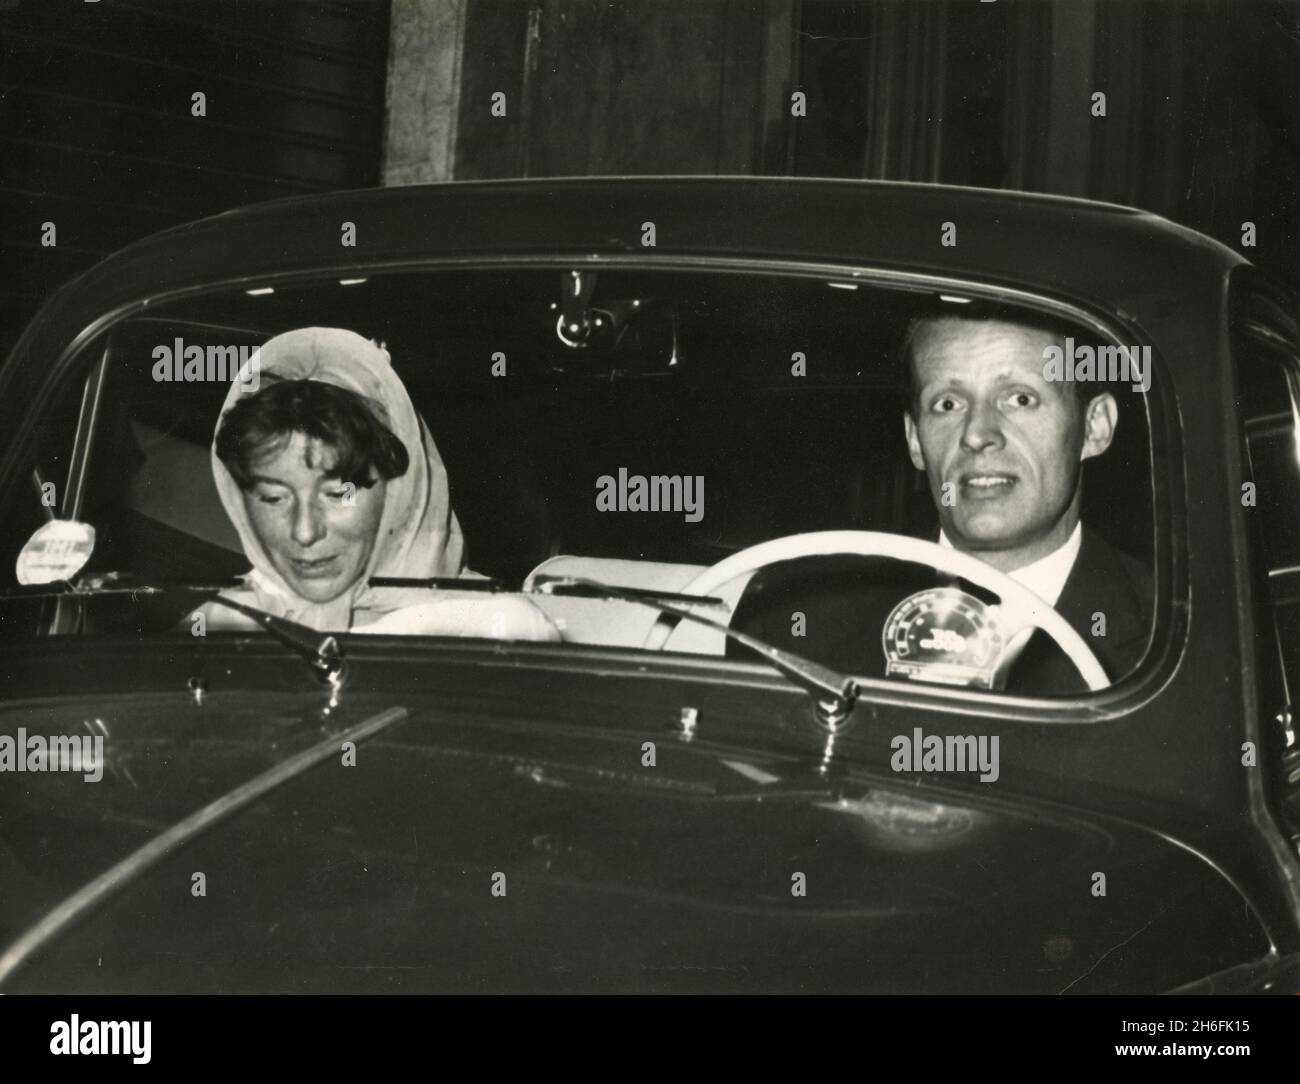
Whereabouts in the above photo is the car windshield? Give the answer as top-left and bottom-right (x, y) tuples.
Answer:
(0, 267), (1157, 696)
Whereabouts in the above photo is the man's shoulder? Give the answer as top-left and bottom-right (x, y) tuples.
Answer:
(1001, 528), (1152, 692)
(1078, 528), (1152, 604)
(1063, 527), (1153, 645)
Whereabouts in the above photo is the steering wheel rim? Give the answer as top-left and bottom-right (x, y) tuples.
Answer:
(642, 530), (1109, 691)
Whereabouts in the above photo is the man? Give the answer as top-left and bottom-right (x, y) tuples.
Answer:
(729, 306), (1153, 693)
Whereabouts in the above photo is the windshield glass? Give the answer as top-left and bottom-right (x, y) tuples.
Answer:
(0, 267), (1157, 696)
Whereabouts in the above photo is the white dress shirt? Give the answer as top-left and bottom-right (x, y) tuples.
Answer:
(938, 521), (1083, 606)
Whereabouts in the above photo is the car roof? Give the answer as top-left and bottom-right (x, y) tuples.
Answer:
(60, 175), (1251, 307)
(2, 176), (1251, 411)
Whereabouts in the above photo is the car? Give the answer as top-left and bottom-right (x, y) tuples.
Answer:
(0, 176), (1297, 993)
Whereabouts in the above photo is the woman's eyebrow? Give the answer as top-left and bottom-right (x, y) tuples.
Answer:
(248, 474), (292, 488)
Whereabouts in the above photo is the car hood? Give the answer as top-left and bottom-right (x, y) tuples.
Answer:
(0, 659), (1273, 993)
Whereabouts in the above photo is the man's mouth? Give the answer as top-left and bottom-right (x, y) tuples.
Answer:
(288, 555), (339, 578)
(958, 473), (1018, 497)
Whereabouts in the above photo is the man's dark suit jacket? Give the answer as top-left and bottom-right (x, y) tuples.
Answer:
(727, 526), (1153, 694)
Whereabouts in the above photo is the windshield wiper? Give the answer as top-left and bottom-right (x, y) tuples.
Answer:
(526, 576), (728, 608)
(194, 588), (346, 688)
(3, 574), (509, 595)
(7, 573), (345, 688)
(0, 577), (244, 597)
(3, 572), (513, 682)
(11, 571), (859, 724)
(528, 574), (859, 728)
(368, 576), (509, 591)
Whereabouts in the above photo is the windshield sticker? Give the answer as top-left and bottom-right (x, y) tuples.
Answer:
(15, 520), (95, 586)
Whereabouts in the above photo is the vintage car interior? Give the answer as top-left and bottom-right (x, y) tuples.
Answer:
(2, 267), (1157, 682)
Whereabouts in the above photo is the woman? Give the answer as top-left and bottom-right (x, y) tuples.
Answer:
(201, 326), (558, 639)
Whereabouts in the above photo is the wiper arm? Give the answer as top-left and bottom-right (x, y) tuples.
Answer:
(4, 572), (513, 683)
(368, 575), (509, 591)
(528, 574), (858, 728)
(0, 576), (243, 597)
(528, 576), (728, 608)
(8, 573), (344, 689)
(4, 574), (510, 594)
(195, 588), (346, 689)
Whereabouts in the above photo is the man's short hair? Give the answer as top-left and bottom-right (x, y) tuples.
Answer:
(897, 301), (1105, 418)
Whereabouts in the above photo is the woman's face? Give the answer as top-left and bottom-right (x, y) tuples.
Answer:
(240, 432), (388, 604)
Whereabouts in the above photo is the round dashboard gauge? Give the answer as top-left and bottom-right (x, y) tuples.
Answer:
(882, 587), (1005, 689)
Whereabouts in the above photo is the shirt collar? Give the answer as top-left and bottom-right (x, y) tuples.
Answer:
(938, 522), (1083, 606)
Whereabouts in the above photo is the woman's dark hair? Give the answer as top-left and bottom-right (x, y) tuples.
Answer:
(215, 378), (409, 489)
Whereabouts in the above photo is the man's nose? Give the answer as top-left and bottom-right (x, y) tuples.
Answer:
(960, 399), (1005, 452)
(291, 499), (326, 548)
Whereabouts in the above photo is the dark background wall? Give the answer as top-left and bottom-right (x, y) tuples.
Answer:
(787, 0), (1300, 292)
(0, 0), (392, 357)
(452, 0), (1300, 294)
(454, 0), (797, 179)
(4, 0), (1299, 359)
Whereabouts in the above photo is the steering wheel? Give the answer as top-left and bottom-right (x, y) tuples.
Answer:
(642, 530), (1109, 691)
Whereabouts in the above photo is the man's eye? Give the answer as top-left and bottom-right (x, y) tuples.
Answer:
(1005, 390), (1038, 408)
(930, 396), (963, 413)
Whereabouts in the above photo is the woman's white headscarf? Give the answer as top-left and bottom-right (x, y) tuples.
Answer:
(211, 327), (467, 629)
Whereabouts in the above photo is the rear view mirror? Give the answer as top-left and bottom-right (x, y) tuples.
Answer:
(545, 270), (678, 376)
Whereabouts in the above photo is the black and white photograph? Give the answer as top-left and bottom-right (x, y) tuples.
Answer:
(1, 0), (1299, 1051)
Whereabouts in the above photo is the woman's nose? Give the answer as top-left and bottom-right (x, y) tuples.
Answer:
(291, 500), (326, 547)
(960, 399), (1005, 452)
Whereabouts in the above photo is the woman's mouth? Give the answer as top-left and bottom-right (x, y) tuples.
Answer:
(288, 555), (339, 578)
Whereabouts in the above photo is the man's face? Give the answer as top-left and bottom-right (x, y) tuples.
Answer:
(903, 317), (1116, 572)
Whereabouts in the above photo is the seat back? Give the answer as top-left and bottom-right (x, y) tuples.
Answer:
(124, 421), (243, 555)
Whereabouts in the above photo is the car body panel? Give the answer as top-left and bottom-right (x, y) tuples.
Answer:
(0, 673), (1274, 993)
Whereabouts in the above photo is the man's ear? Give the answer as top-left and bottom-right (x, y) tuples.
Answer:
(1080, 391), (1118, 461)
(904, 410), (926, 471)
